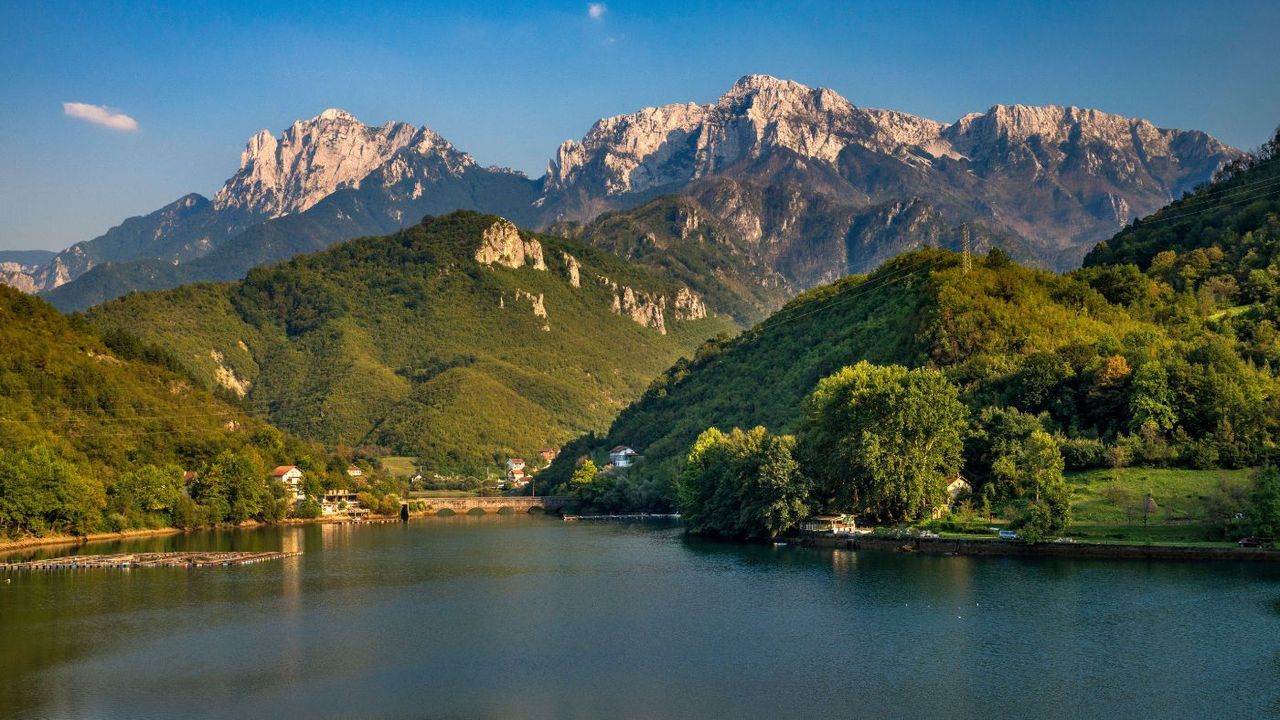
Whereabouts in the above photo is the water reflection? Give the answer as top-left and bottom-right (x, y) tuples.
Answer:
(2, 519), (1279, 720)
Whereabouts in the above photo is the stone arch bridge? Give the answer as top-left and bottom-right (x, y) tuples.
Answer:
(404, 495), (573, 515)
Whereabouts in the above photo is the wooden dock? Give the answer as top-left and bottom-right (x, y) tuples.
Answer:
(1, 551), (302, 571)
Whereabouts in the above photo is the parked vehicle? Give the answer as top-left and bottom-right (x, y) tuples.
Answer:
(918, 530), (940, 539)
(998, 530), (1019, 541)
(1237, 537), (1272, 548)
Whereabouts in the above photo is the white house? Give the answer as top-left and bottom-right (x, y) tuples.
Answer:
(800, 514), (858, 534)
(608, 445), (638, 468)
(321, 489), (360, 516)
(346, 464), (363, 478)
(933, 474), (974, 519)
(271, 465), (306, 503)
(945, 475), (972, 499)
(506, 458), (527, 485)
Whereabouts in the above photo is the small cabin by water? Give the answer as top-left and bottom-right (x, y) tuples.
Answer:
(800, 514), (858, 534)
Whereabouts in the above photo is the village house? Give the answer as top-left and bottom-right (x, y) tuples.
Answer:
(321, 489), (360, 516)
(271, 465), (306, 503)
(800, 514), (859, 534)
(538, 448), (559, 464)
(346, 464), (363, 478)
(932, 474), (973, 519)
(506, 458), (527, 485)
(608, 445), (638, 468)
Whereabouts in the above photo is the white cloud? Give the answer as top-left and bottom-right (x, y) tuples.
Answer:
(62, 102), (138, 132)
(587, 3), (606, 20)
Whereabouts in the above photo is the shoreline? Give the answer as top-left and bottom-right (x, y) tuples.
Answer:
(0, 515), (387, 554)
(0, 527), (187, 553)
(0, 509), (540, 554)
(794, 534), (1280, 562)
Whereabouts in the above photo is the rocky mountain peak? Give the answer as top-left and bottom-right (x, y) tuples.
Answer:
(213, 109), (463, 219)
(720, 74), (828, 104)
(317, 107), (358, 122)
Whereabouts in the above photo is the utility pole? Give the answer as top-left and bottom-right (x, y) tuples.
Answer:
(962, 223), (972, 275)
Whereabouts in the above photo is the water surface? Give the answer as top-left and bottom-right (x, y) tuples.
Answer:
(2, 517), (1277, 719)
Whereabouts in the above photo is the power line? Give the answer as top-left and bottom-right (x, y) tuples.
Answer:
(1131, 181), (1280, 229)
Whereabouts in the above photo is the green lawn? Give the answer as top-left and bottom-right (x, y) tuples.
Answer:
(381, 456), (418, 478)
(927, 467), (1257, 546)
(1067, 467), (1253, 524)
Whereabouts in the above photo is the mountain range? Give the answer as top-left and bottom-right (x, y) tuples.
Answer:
(7, 75), (1238, 311)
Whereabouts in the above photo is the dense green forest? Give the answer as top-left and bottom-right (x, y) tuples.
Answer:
(0, 286), (349, 539)
(543, 136), (1280, 536)
(87, 211), (736, 472)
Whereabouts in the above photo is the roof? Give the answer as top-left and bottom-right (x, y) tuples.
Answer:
(609, 445), (635, 453)
(271, 465), (301, 476)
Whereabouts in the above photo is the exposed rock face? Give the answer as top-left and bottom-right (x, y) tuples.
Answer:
(214, 109), (453, 218)
(594, 275), (706, 333)
(474, 219), (547, 270)
(513, 288), (550, 331)
(209, 350), (250, 397)
(25, 79), (1238, 309)
(616, 285), (666, 334)
(540, 74), (1238, 275)
(4, 194), (224, 294)
(0, 262), (39, 293)
(673, 287), (707, 320)
(561, 251), (581, 287)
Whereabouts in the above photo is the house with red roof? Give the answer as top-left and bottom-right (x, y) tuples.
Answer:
(271, 465), (306, 503)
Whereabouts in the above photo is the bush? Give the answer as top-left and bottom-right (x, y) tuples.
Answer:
(291, 498), (322, 519)
(1060, 437), (1106, 470)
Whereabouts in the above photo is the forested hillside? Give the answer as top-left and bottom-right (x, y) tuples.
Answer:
(0, 286), (327, 539)
(87, 212), (735, 471)
(544, 245), (1279, 508)
(1085, 129), (1280, 270)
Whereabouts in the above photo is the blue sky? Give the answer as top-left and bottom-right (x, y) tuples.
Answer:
(2, 0), (1278, 251)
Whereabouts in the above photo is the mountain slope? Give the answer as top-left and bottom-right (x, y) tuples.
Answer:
(543, 247), (1278, 495)
(86, 211), (734, 470)
(539, 75), (1237, 281)
(550, 195), (793, 323)
(20, 76), (1236, 309)
(44, 153), (542, 311)
(1084, 129), (1280, 270)
(0, 285), (324, 537)
(17, 109), (541, 302)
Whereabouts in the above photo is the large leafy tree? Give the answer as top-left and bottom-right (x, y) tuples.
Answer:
(0, 446), (105, 538)
(992, 429), (1067, 503)
(1129, 361), (1177, 432)
(676, 426), (809, 539)
(797, 362), (968, 520)
(1248, 467), (1280, 538)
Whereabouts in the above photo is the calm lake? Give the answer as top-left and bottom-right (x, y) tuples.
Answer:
(1, 516), (1277, 719)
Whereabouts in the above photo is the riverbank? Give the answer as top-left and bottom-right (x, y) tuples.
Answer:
(795, 534), (1280, 562)
(0, 527), (186, 553)
(0, 507), (552, 554)
(0, 515), (384, 554)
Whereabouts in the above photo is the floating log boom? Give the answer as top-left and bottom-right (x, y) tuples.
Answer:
(1, 551), (301, 571)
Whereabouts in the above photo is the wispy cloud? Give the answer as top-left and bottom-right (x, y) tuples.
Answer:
(62, 102), (139, 132)
(587, 3), (607, 20)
